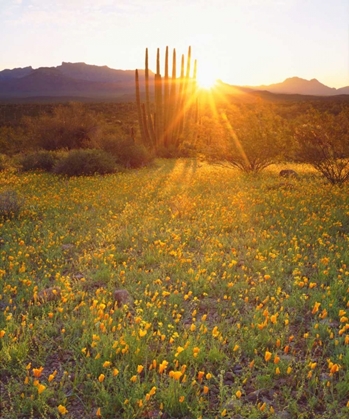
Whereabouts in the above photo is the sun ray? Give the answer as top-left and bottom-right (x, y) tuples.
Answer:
(196, 66), (218, 90)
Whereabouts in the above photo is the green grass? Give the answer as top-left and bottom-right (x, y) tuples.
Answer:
(1, 159), (349, 418)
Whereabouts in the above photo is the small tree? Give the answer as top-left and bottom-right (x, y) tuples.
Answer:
(199, 102), (286, 172)
(293, 108), (349, 185)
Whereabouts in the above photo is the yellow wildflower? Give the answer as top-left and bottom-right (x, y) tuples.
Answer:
(175, 346), (184, 357)
(212, 326), (220, 338)
(265, 351), (272, 362)
(139, 329), (147, 337)
(37, 383), (46, 394)
(312, 302), (321, 314)
(158, 360), (168, 374)
(57, 405), (68, 415)
(169, 370), (183, 380)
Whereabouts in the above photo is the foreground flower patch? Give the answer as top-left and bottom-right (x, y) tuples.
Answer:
(0, 159), (348, 418)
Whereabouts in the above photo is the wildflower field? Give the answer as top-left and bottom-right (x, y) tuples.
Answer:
(1, 158), (348, 418)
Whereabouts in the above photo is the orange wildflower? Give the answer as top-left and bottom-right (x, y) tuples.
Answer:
(57, 405), (68, 415)
(169, 370), (182, 380)
(32, 367), (44, 378)
(37, 383), (46, 394)
(312, 302), (321, 314)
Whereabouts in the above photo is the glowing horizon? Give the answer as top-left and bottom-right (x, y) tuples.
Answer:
(0, 0), (348, 89)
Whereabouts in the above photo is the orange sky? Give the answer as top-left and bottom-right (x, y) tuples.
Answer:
(1, 0), (348, 88)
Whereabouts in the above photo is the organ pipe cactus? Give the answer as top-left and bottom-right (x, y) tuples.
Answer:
(135, 46), (198, 151)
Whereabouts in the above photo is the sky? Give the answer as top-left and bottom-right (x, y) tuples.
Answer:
(0, 0), (348, 88)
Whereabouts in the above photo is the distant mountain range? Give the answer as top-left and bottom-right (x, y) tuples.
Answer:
(0, 62), (150, 100)
(0, 62), (348, 101)
(247, 77), (349, 96)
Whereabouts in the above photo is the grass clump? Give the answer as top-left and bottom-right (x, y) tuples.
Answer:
(0, 189), (24, 219)
(53, 149), (116, 176)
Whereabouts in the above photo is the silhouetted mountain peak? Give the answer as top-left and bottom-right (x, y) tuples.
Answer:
(249, 76), (341, 96)
(56, 61), (141, 83)
(0, 66), (33, 81)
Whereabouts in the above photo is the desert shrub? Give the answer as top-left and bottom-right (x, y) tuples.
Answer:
(0, 154), (10, 171)
(19, 150), (58, 172)
(0, 126), (26, 155)
(196, 103), (286, 172)
(225, 103), (286, 172)
(0, 190), (24, 219)
(99, 137), (152, 168)
(53, 149), (116, 176)
(23, 102), (101, 151)
(154, 132), (198, 158)
(293, 108), (349, 185)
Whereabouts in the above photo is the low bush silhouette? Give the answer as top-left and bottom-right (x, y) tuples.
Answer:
(294, 108), (349, 185)
(53, 149), (116, 176)
(19, 150), (58, 172)
(196, 103), (286, 172)
(99, 137), (152, 168)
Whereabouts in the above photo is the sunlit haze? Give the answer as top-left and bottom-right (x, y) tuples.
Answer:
(1, 0), (348, 88)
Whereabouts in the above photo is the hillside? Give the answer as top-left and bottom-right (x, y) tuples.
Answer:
(0, 62), (348, 101)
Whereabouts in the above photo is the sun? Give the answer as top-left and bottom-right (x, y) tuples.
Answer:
(196, 68), (218, 90)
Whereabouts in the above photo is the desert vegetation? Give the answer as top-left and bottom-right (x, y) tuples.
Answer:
(0, 159), (348, 418)
(0, 83), (348, 182)
(0, 52), (349, 417)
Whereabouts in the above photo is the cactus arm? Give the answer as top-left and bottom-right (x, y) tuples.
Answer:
(135, 69), (146, 145)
